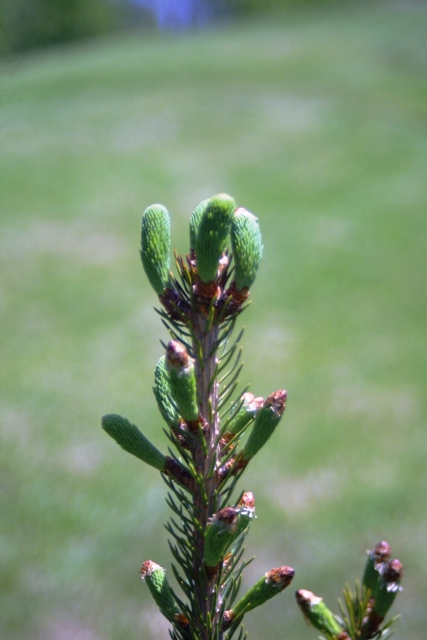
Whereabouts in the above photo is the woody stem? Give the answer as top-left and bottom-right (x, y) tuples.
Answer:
(191, 310), (221, 639)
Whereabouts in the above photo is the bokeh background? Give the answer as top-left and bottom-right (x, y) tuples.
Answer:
(1, 1), (426, 639)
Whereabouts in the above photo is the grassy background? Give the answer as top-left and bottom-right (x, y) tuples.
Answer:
(1, 3), (426, 639)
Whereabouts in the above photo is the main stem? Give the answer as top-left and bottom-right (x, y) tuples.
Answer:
(192, 310), (221, 639)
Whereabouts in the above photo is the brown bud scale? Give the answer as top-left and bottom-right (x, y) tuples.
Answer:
(265, 565), (295, 590)
(265, 389), (287, 416)
(166, 340), (190, 368)
(383, 559), (403, 584)
(140, 559), (159, 579)
(164, 457), (195, 491)
(210, 507), (238, 532)
(238, 491), (255, 511)
(373, 541), (391, 563)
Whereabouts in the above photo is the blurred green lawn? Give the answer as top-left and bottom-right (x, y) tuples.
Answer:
(1, 3), (426, 639)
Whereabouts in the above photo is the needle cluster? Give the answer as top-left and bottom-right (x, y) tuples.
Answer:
(103, 194), (293, 640)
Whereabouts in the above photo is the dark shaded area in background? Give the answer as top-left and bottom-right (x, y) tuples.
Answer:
(0, 0), (357, 55)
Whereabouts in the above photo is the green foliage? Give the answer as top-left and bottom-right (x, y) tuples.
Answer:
(204, 494), (255, 568)
(165, 341), (199, 423)
(296, 590), (343, 638)
(193, 193), (235, 283)
(296, 541), (403, 640)
(140, 204), (171, 296)
(369, 559), (403, 621)
(190, 198), (209, 252)
(154, 356), (182, 429)
(226, 565), (295, 629)
(102, 413), (166, 470)
(104, 193), (298, 638)
(140, 561), (182, 624)
(230, 208), (263, 291)
(1, 5), (424, 639)
(204, 507), (240, 568)
(241, 390), (286, 462)
(228, 0), (352, 16)
(0, 0), (119, 55)
(106, 192), (403, 638)
(362, 541), (391, 594)
(0, 0), (353, 56)
(225, 392), (262, 437)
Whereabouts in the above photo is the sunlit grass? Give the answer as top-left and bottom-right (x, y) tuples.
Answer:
(0, 3), (426, 639)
